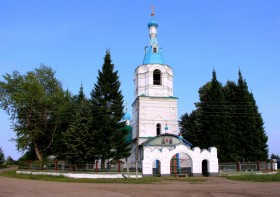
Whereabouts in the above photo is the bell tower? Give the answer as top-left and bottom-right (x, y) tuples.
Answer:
(132, 10), (179, 144)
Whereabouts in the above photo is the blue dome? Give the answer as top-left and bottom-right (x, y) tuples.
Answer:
(143, 45), (165, 64)
(148, 18), (158, 27)
(122, 112), (131, 121)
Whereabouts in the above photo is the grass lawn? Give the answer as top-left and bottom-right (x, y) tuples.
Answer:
(0, 170), (206, 184)
(224, 171), (280, 182)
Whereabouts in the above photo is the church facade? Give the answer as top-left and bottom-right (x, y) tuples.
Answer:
(126, 12), (219, 176)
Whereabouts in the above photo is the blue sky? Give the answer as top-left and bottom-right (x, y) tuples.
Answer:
(1, 0), (279, 160)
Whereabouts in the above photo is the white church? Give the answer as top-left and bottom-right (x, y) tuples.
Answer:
(124, 11), (219, 176)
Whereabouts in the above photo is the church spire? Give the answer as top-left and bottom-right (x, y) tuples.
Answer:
(143, 7), (165, 65)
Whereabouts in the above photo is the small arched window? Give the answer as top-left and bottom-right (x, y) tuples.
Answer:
(153, 47), (157, 53)
(156, 123), (161, 136)
(153, 69), (161, 85)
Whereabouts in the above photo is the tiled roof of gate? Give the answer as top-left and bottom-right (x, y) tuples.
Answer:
(142, 133), (193, 147)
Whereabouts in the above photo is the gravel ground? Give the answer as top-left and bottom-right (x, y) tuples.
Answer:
(0, 169), (280, 197)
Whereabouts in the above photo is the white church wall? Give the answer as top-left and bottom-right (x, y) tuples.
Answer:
(138, 97), (178, 137)
(142, 144), (219, 176)
(131, 96), (178, 140)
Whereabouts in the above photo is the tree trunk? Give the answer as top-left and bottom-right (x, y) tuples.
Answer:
(101, 158), (105, 169)
(34, 142), (43, 161)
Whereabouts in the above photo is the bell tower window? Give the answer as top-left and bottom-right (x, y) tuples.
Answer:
(156, 123), (161, 135)
(153, 69), (161, 85)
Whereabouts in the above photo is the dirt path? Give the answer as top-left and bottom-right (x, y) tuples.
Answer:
(0, 174), (280, 197)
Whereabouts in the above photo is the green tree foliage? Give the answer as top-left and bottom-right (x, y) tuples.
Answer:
(62, 85), (96, 164)
(196, 71), (227, 151)
(179, 113), (189, 138)
(232, 71), (268, 160)
(51, 89), (76, 160)
(180, 111), (202, 147)
(271, 154), (280, 160)
(5, 155), (15, 165)
(90, 50), (131, 168)
(223, 71), (268, 161)
(17, 148), (37, 162)
(0, 65), (67, 161)
(223, 80), (239, 161)
(185, 70), (233, 161)
(180, 70), (268, 162)
(0, 147), (4, 165)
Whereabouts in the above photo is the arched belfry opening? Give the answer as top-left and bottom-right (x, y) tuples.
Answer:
(156, 123), (161, 135)
(153, 69), (161, 85)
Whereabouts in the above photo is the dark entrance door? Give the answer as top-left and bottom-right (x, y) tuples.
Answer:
(202, 160), (208, 176)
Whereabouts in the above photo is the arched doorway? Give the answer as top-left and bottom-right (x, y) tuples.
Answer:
(152, 159), (161, 176)
(202, 160), (209, 176)
(170, 153), (192, 176)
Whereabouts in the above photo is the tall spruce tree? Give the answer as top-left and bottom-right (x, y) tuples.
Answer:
(249, 92), (268, 160)
(223, 81), (238, 161)
(181, 70), (268, 162)
(233, 71), (268, 161)
(90, 50), (131, 168)
(196, 70), (231, 161)
(63, 85), (96, 164)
